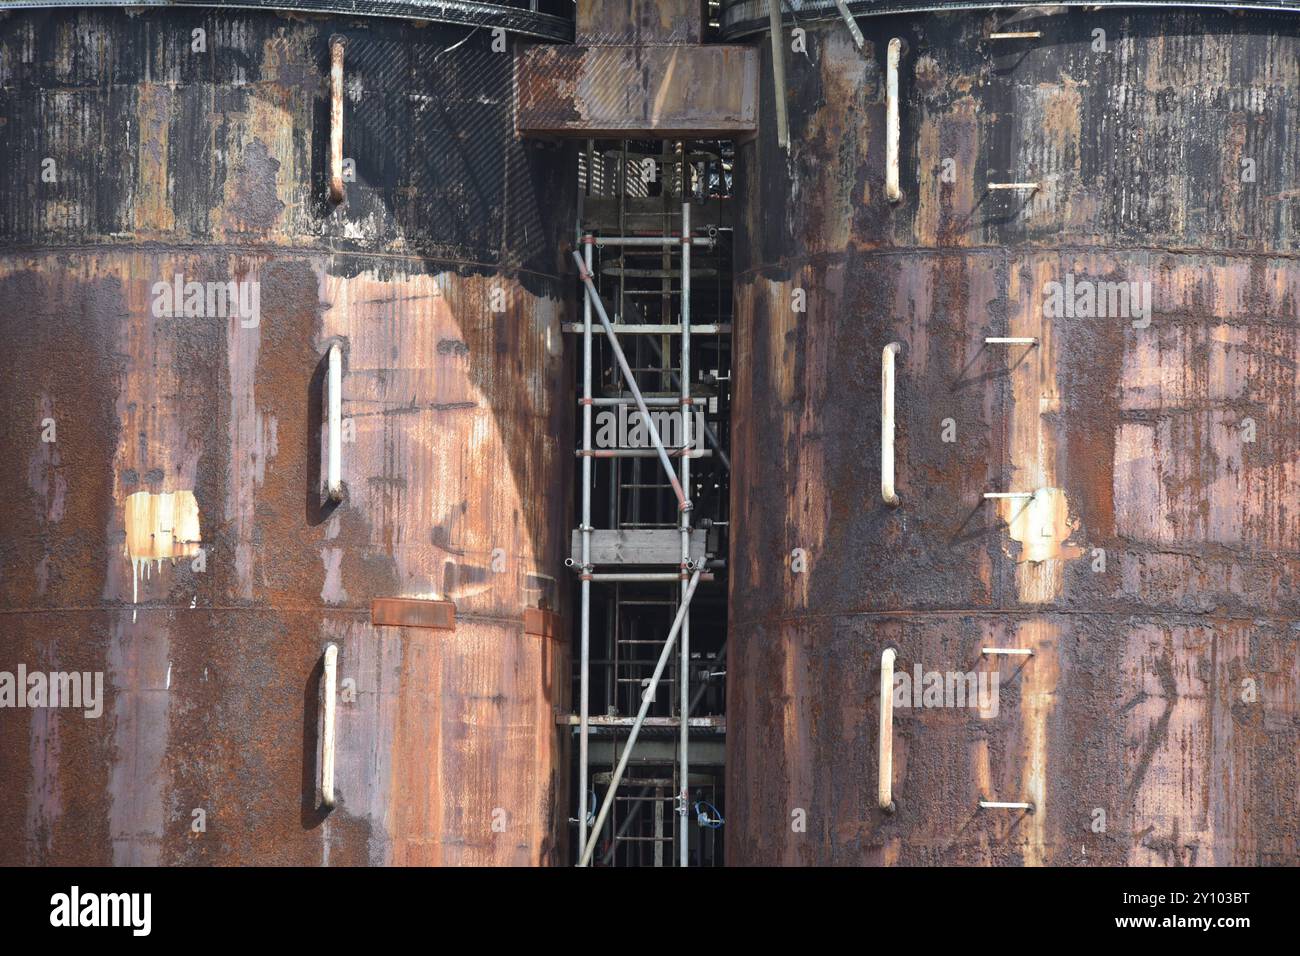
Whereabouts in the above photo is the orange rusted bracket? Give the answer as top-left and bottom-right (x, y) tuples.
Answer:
(515, 46), (759, 139)
(328, 36), (345, 205)
(524, 607), (561, 641)
(371, 597), (456, 630)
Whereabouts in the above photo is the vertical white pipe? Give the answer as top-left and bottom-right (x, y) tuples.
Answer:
(679, 199), (692, 868)
(886, 38), (902, 203)
(327, 342), (342, 502)
(654, 787), (665, 868)
(579, 240), (593, 859)
(767, 0), (789, 151)
(878, 647), (896, 812)
(328, 37), (345, 205)
(882, 342), (900, 506)
(321, 643), (339, 808)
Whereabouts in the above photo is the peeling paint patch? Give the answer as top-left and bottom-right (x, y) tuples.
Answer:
(1003, 487), (1083, 564)
(106, 619), (169, 866)
(320, 547), (347, 605)
(26, 706), (61, 860)
(122, 490), (201, 607)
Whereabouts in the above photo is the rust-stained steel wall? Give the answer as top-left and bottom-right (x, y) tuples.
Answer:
(0, 9), (575, 865)
(728, 9), (1300, 865)
(516, 0), (759, 139)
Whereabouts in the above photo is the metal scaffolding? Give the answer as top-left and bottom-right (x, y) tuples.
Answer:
(567, 141), (731, 866)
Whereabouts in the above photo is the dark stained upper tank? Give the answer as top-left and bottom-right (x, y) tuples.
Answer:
(0, 4), (575, 864)
(724, 5), (1300, 864)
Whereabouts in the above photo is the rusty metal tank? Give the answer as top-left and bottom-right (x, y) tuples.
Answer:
(724, 3), (1300, 865)
(0, 4), (575, 865)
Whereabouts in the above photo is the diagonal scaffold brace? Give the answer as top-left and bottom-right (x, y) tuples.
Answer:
(578, 567), (704, 868)
(571, 249), (692, 513)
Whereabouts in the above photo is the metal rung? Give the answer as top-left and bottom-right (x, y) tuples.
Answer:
(560, 715), (726, 729)
(600, 267), (719, 279)
(587, 397), (689, 406)
(563, 323), (729, 335)
(590, 236), (714, 248)
(985, 337), (1038, 345)
(616, 676), (678, 683)
(592, 573), (709, 583)
(578, 449), (712, 459)
(980, 801), (1034, 810)
(989, 31), (1041, 39)
(615, 795), (676, 802)
(983, 492), (1034, 500)
(615, 835), (674, 842)
(982, 648), (1033, 656)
